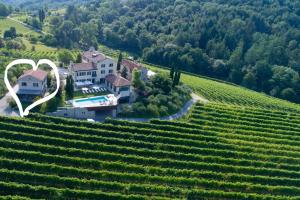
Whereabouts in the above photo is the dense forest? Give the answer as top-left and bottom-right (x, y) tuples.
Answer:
(3, 0), (300, 103)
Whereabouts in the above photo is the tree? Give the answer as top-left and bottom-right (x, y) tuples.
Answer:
(117, 52), (123, 71)
(0, 38), (4, 48)
(5, 39), (25, 50)
(170, 65), (175, 79)
(152, 73), (172, 94)
(132, 69), (145, 91)
(253, 61), (272, 91)
(76, 53), (82, 63)
(121, 67), (128, 79)
(172, 70), (181, 88)
(242, 72), (257, 90)
(80, 21), (98, 48)
(0, 3), (9, 17)
(38, 9), (46, 23)
(3, 27), (17, 39)
(58, 50), (74, 66)
(9, 27), (16, 38)
(65, 75), (74, 99)
(280, 88), (298, 102)
(124, 30), (140, 52)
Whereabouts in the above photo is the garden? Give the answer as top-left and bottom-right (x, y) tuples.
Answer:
(119, 68), (191, 118)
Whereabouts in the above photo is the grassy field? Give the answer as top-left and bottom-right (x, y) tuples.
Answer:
(22, 39), (57, 52)
(0, 17), (40, 37)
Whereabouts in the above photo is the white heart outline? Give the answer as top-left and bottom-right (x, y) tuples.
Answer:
(4, 59), (60, 117)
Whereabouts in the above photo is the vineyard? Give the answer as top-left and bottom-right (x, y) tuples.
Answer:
(0, 91), (299, 199)
(1, 30), (300, 198)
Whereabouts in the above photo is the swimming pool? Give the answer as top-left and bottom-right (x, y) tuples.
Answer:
(75, 96), (108, 103)
(72, 95), (111, 108)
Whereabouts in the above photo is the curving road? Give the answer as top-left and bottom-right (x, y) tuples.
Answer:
(0, 86), (19, 117)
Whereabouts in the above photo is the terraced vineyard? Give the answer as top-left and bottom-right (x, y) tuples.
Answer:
(0, 95), (299, 199)
(8, 50), (80, 61)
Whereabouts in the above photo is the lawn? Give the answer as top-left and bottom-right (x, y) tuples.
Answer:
(0, 17), (40, 37)
(22, 39), (57, 52)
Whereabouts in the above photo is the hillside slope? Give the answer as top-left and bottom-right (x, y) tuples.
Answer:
(0, 71), (300, 199)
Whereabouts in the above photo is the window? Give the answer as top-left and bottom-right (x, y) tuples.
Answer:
(100, 78), (105, 84)
(109, 63), (113, 67)
(21, 82), (27, 86)
(87, 72), (91, 76)
(92, 71), (97, 77)
(79, 72), (86, 76)
(101, 64), (105, 68)
(101, 70), (105, 74)
(33, 83), (39, 87)
(120, 86), (130, 92)
(109, 70), (113, 74)
(114, 86), (116, 92)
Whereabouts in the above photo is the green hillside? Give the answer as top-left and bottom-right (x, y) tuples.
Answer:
(0, 69), (300, 199)
(0, 18), (40, 37)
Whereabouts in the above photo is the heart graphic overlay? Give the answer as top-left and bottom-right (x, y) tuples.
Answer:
(4, 59), (60, 117)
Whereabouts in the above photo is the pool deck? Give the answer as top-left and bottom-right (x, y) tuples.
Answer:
(72, 94), (118, 108)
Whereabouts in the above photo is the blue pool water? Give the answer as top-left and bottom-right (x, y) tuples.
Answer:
(75, 96), (108, 103)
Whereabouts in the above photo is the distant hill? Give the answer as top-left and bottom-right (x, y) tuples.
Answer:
(0, 0), (90, 9)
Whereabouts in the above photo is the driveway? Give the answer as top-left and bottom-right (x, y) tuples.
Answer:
(0, 86), (19, 117)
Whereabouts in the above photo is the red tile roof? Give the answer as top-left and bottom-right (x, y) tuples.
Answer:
(18, 69), (47, 81)
(83, 50), (108, 62)
(121, 59), (142, 72)
(71, 63), (96, 71)
(105, 74), (131, 87)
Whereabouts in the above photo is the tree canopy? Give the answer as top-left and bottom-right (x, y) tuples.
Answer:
(43, 0), (300, 103)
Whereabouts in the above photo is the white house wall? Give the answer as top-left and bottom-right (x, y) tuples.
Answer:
(18, 76), (47, 92)
(73, 58), (117, 85)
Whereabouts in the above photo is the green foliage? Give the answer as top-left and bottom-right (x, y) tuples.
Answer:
(57, 50), (74, 65)
(25, 17), (42, 30)
(4, 27), (17, 39)
(75, 53), (82, 63)
(65, 75), (74, 99)
(46, 0), (300, 103)
(0, 3), (10, 17)
(132, 69), (145, 91)
(38, 9), (46, 23)
(117, 52), (122, 71)
(120, 73), (190, 118)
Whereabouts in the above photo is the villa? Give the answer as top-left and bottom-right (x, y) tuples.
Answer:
(69, 48), (148, 101)
(16, 69), (48, 101)
(60, 48), (152, 120)
(69, 49), (117, 87)
(121, 59), (148, 81)
(105, 74), (131, 101)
